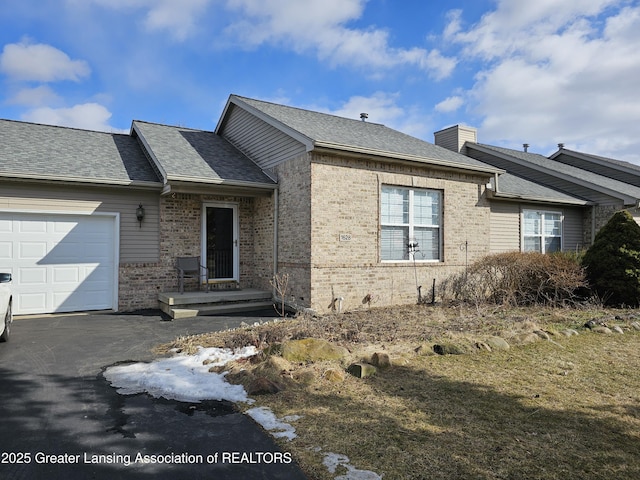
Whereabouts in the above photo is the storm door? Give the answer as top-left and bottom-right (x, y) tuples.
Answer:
(202, 203), (238, 282)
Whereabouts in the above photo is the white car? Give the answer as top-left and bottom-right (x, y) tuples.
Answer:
(0, 273), (12, 342)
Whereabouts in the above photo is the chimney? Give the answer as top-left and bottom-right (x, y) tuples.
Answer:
(434, 125), (477, 153)
(523, 143), (529, 152)
(360, 113), (368, 122)
(557, 143), (564, 149)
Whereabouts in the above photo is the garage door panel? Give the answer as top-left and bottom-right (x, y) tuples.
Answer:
(18, 219), (47, 233)
(19, 292), (47, 312)
(19, 267), (48, 284)
(52, 266), (80, 283)
(20, 242), (49, 259)
(0, 242), (11, 260)
(0, 212), (117, 314)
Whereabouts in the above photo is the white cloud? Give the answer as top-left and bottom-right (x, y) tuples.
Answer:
(7, 86), (61, 107)
(222, 0), (455, 79)
(21, 103), (126, 132)
(444, 1), (640, 161)
(87, 0), (211, 41)
(0, 40), (90, 82)
(435, 95), (464, 113)
(319, 91), (434, 140)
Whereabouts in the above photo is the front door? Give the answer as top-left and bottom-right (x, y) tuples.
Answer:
(202, 204), (238, 282)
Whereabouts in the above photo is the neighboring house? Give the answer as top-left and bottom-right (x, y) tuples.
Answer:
(434, 125), (640, 256)
(2, 97), (639, 316)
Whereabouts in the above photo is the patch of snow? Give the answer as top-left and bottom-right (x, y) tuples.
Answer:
(104, 346), (258, 403)
(323, 451), (383, 480)
(246, 406), (300, 440)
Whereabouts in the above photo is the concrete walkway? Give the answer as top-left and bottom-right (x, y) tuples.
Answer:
(0, 311), (307, 479)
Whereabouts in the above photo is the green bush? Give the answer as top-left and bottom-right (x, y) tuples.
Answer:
(582, 210), (640, 306)
(440, 251), (586, 307)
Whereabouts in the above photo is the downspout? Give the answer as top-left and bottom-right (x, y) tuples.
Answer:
(272, 188), (279, 298)
(591, 205), (596, 245)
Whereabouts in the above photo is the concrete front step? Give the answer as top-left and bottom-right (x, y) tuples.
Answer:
(170, 301), (276, 319)
(158, 288), (274, 319)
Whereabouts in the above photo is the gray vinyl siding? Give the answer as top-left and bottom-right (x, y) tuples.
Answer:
(490, 202), (584, 253)
(220, 104), (307, 169)
(553, 153), (640, 188)
(490, 202), (520, 253)
(469, 150), (622, 206)
(561, 206), (584, 252)
(434, 125), (477, 154)
(0, 183), (159, 262)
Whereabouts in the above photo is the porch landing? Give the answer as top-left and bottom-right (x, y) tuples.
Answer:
(159, 289), (274, 319)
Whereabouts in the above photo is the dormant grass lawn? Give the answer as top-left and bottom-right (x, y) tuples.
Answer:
(164, 305), (640, 480)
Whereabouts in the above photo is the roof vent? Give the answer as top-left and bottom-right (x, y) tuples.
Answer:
(523, 143), (529, 152)
(360, 113), (368, 122)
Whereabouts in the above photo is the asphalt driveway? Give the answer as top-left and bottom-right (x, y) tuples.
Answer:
(0, 311), (307, 480)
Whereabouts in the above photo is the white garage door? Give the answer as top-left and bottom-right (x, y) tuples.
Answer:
(0, 212), (117, 315)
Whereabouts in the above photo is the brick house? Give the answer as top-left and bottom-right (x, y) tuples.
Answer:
(2, 95), (639, 316)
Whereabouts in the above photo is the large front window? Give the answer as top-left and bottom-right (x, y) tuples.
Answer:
(523, 209), (562, 253)
(381, 186), (442, 261)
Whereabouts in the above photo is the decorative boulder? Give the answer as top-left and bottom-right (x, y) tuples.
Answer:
(347, 363), (377, 378)
(485, 336), (510, 351)
(371, 352), (391, 369)
(433, 343), (467, 355)
(324, 368), (345, 383)
(591, 326), (612, 334)
(281, 338), (348, 363)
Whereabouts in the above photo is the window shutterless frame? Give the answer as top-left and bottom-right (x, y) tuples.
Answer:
(522, 209), (563, 253)
(380, 185), (442, 262)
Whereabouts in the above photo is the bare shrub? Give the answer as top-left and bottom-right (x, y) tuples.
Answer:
(440, 251), (587, 307)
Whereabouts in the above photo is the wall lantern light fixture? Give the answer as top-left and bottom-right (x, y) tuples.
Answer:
(136, 203), (145, 228)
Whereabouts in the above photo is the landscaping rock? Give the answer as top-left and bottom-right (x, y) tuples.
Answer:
(591, 326), (612, 334)
(559, 329), (579, 337)
(533, 330), (551, 340)
(281, 338), (348, 363)
(512, 333), (540, 345)
(246, 377), (282, 395)
(371, 352), (391, 369)
(474, 342), (492, 352)
(324, 368), (345, 383)
(485, 336), (510, 351)
(612, 326), (624, 334)
(347, 363), (377, 378)
(414, 344), (436, 356)
(632, 321), (640, 331)
(433, 343), (467, 355)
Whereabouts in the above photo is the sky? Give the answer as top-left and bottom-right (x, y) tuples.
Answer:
(104, 344), (383, 479)
(1, 0), (639, 163)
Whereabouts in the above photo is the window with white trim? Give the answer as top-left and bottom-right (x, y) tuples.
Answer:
(522, 209), (562, 253)
(381, 186), (442, 261)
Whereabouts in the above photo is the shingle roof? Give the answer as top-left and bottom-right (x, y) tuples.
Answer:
(0, 119), (160, 185)
(496, 173), (589, 204)
(133, 121), (276, 187)
(476, 143), (640, 200)
(558, 148), (640, 174)
(230, 95), (501, 174)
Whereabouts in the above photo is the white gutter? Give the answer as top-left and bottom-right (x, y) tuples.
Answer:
(0, 173), (163, 190)
(486, 189), (591, 206)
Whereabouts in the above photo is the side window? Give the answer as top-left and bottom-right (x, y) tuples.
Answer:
(381, 186), (442, 261)
(523, 209), (562, 253)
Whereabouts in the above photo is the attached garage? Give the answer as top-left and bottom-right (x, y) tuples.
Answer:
(0, 212), (118, 315)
